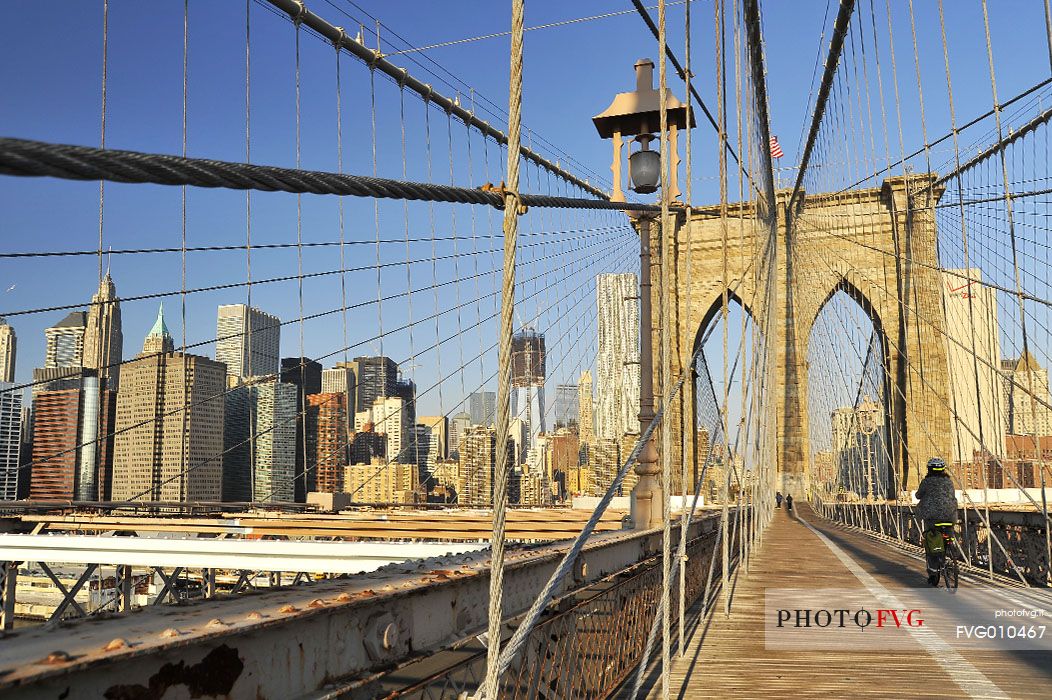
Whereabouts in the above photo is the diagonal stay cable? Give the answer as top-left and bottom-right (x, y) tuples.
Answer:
(630, 0), (752, 190)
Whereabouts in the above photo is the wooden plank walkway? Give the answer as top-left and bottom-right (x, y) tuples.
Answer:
(631, 504), (1052, 699)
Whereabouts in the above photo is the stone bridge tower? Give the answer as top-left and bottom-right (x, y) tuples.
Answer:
(656, 173), (952, 495)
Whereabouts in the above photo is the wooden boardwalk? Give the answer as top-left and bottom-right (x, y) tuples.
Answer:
(630, 504), (1052, 699)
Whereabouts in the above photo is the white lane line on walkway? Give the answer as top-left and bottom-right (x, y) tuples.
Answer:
(795, 513), (1008, 700)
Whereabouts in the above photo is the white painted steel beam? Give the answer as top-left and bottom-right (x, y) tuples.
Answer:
(0, 535), (486, 574)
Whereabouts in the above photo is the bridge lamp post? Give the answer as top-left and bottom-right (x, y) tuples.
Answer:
(592, 59), (694, 530)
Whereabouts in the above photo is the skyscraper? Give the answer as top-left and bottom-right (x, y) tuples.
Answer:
(0, 317), (15, 383)
(596, 274), (640, 442)
(344, 460), (418, 504)
(280, 357), (322, 395)
(322, 367), (356, 410)
(547, 428), (580, 495)
(249, 377), (297, 503)
(553, 384), (579, 428)
(418, 415), (448, 464)
(393, 378), (417, 430)
(18, 404), (32, 499)
(352, 356), (398, 415)
(591, 437), (622, 497)
(409, 423), (432, 479)
(597, 273), (643, 442)
(350, 426), (386, 465)
(457, 425), (517, 506)
(468, 391), (496, 426)
(323, 366), (356, 436)
(223, 375), (297, 502)
(329, 361), (357, 410)
(216, 304), (281, 379)
(141, 304), (174, 355)
(29, 370), (116, 501)
(0, 383), (22, 501)
(373, 395), (410, 463)
(44, 311), (87, 368)
(509, 416), (528, 464)
(830, 398), (891, 498)
(578, 370), (595, 445)
(111, 305), (227, 502)
(280, 357), (322, 502)
(449, 411), (472, 458)
(305, 393), (348, 494)
(511, 329), (546, 454)
(82, 272), (123, 391)
(942, 269), (1005, 461)
(1003, 352), (1052, 437)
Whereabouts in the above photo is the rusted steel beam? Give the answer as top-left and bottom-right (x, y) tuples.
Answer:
(0, 514), (720, 699)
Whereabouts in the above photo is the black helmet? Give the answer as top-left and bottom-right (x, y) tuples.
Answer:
(927, 457), (946, 473)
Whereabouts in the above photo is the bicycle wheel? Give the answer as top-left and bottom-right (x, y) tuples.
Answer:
(943, 555), (959, 592)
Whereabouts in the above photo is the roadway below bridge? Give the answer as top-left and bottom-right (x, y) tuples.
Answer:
(630, 504), (1052, 699)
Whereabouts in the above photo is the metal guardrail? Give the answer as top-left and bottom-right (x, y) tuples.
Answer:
(0, 539), (486, 629)
(1, 560), (320, 630)
(817, 502), (1049, 586)
(380, 530), (721, 699)
(0, 518), (722, 698)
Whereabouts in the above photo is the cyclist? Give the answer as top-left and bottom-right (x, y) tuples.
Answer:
(916, 457), (958, 586)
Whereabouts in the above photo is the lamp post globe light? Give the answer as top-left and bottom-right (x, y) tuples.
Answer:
(591, 59), (694, 529)
(591, 58), (694, 202)
(629, 135), (661, 194)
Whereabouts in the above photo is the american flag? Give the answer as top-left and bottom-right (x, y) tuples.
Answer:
(769, 135), (784, 159)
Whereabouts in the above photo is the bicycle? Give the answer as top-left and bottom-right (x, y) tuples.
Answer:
(925, 522), (960, 593)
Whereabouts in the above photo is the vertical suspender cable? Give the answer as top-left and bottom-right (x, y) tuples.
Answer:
(981, 0), (1044, 583)
(480, 0), (524, 696)
(295, 3), (309, 497)
(733, 0), (751, 568)
(677, 0), (693, 659)
(656, 1), (674, 695)
(937, 0), (988, 570)
(180, 0), (190, 503)
(95, 0), (108, 501)
(245, 0), (257, 501)
(716, 0), (732, 621)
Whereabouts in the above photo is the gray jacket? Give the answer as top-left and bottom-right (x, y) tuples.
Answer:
(916, 473), (957, 524)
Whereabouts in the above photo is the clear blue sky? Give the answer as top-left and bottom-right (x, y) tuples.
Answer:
(2, 1), (1050, 423)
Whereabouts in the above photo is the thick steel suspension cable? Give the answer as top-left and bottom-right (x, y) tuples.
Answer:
(0, 136), (657, 211)
(790, 0), (856, 211)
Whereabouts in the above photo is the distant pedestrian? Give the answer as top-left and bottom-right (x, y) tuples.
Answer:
(776, 492), (783, 508)
(785, 494), (794, 513)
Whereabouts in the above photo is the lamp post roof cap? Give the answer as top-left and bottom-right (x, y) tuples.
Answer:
(592, 58), (694, 139)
